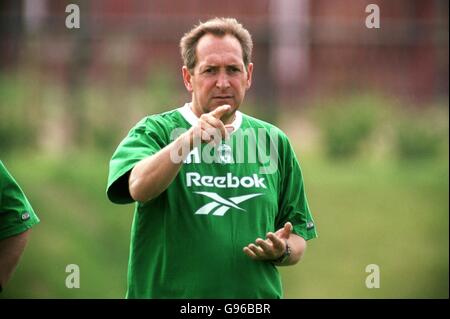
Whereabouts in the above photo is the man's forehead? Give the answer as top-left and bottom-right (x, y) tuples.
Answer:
(198, 54), (243, 67)
(196, 34), (244, 65)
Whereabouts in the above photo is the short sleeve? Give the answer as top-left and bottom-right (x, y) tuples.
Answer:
(0, 161), (40, 240)
(276, 136), (317, 241)
(106, 117), (169, 204)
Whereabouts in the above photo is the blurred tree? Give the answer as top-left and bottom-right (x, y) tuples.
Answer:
(67, 0), (92, 147)
(0, 0), (23, 70)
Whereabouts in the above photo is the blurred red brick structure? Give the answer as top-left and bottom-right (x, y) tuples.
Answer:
(1, 0), (448, 105)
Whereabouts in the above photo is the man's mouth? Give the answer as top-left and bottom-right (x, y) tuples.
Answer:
(213, 95), (233, 99)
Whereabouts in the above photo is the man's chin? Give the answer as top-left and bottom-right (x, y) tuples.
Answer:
(208, 101), (237, 111)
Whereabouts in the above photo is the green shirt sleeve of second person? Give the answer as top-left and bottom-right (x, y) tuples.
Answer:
(0, 161), (40, 240)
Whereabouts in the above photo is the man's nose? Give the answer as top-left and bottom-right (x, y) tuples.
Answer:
(215, 72), (231, 89)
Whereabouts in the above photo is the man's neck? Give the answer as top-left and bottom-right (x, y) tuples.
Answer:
(221, 112), (236, 125)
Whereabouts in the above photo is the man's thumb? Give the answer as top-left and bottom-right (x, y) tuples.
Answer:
(283, 222), (293, 237)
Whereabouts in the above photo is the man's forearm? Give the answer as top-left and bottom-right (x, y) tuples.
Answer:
(0, 230), (30, 289)
(129, 130), (193, 203)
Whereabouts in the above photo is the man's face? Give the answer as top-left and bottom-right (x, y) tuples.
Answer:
(182, 33), (253, 118)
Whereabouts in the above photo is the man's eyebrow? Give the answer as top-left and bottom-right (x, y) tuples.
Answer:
(201, 64), (242, 69)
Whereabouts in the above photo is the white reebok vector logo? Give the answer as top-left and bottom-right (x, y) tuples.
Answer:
(194, 192), (262, 216)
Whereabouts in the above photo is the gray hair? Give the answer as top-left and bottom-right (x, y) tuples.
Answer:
(180, 17), (253, 72)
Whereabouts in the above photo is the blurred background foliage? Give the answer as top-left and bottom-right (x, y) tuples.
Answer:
(1, 72), (447, 299)
(0, 0), (448, 298)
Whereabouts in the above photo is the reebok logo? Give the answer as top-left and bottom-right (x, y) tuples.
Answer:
(194, 192), (262, 216)
(186, 172), (267, 189)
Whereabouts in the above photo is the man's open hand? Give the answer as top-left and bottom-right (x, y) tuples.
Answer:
(243, 222), (293, 261)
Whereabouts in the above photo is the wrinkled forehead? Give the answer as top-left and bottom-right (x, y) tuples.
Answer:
(195, 34), (245, 67)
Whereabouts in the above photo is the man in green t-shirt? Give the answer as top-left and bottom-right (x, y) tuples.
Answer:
(0, 161), (40, 292)
(107, 17), (317, 298)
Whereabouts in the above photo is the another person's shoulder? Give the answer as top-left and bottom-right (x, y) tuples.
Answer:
(0, 160), (9, 175)
(0, 160), (16, 186)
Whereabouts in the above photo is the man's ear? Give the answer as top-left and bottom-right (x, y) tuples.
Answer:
(182, 66), (193, 92)
(246, 63), (253, 89)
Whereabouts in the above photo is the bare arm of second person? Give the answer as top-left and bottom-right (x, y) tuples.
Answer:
(0, 229), (31, 290)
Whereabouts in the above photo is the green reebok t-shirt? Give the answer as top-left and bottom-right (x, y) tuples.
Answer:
(107, 103), (317, 298)
(0, 161), (40, 239)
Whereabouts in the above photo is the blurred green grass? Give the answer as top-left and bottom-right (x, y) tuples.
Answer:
(1, 151), (133, 298)
(1, 150), (448, 298)
(282, 153), (449, 298)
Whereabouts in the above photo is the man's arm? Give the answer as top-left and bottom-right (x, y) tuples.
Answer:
(0, 229), (31, 290)
(276, 232), (307, 266)
(128, 132), (190, 203)
(129, 105), (231, 203)
(243, 222), (307, 266)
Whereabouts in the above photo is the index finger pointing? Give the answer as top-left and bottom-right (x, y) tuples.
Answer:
(210, 104), (231, 119)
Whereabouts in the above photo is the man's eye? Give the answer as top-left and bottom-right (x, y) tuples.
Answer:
(204, 69), (215, 74)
